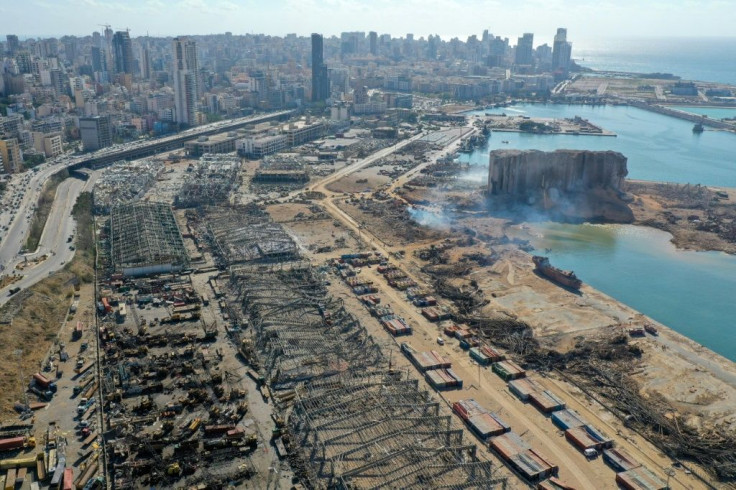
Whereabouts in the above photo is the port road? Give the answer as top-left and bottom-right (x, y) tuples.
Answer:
(308, 127), (707, 489)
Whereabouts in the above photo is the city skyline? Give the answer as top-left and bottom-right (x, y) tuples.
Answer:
(3, 0), (736, 42)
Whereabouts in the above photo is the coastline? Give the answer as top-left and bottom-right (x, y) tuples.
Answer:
(626, 180), (736, 255)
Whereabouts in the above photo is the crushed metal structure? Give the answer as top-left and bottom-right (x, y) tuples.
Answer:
(109, 202), (189, 276)
(175, 154), (241, 208)
(93, 159), (164, 213)
(222, 220), (506, 488)
(197, 204), (299, 267)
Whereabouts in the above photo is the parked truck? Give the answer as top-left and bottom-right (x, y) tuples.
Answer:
(32, 373), (57, 392)
(0, 436), (35, 452)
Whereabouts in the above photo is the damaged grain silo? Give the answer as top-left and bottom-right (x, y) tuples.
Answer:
(487, 149), (633, 222)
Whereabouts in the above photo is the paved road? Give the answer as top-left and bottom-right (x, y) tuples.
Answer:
(0, 174), (97, 306)
(0, 164), (68, 269)
(311, 132), (602, 489)
(308, 131), (428, 193)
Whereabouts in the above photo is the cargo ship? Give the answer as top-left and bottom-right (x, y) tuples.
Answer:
(532, 255), (582, 290)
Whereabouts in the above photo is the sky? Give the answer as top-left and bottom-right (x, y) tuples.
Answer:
(3, 0), (736, 44)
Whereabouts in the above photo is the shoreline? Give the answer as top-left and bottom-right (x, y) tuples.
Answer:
(626, 180), (736, 256)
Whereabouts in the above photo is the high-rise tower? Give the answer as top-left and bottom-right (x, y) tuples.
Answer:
(112, 31), (134, 74)
(369, 31), (378, 56)
(552, 28), (572, 73)
(311, 33), (329, 103)
(173, 36), (199, 126)
(515, 33), (534, 66)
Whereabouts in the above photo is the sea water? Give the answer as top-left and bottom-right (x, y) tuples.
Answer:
(461, 104), (736, 188)
(529, 223), (736, 361)
(461, 104), (736, 361)
(575, 37), (736, 85)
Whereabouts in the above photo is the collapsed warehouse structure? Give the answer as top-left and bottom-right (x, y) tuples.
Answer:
(224, 227), (507, 488)
(93, 159), (164, 213)
(252, 155), (310, 184)
(195, 204), (299, 268)
(109, 202), (189, 276)
(175, 154), (241, 208)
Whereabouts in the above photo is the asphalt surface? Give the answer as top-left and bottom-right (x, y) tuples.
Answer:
(0, 173), (98, 307)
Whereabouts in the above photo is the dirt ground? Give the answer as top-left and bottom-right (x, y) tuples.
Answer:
(275, 201), (712, 489)
(0, 236), (94, 421)
(626, 180), (736, 254)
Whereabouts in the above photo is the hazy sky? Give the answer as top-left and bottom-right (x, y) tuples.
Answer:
(4, 0), (736, 44)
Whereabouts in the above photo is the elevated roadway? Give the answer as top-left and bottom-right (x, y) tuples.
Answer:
(0, 110), (293, 300)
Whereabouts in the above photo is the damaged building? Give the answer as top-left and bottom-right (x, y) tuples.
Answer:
(110, 202), (190, 276)
(487, 149), (633, 222)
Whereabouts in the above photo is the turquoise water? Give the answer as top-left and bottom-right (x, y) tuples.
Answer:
(461, 104), (736, 187)
(529, 224), (736, 361)
(461, 103), (736, 361)
(669, 106), (736, 120)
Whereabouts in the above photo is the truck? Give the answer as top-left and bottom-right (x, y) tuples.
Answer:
(0, 436), (32, 452)
(73, 322), (84, 340)
(75, 361), (94, 376)
(32, 373), (57, 392)
(29, 387), (53, 402)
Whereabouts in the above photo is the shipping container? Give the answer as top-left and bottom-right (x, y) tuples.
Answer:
(529, 390), (566, 413)
(537, 476), (576, 489)
(382, 317), (411, 336)
(469, 347), (491, 365)
(62, 467), (73, 490)
(550, 409), (587, 431)
(425, 368), (463, 390)
(443, 323), (459, 336)
(401, 343), (450, 371)
(565, 426), (613, 452)
(467, 413), (510, 440)
(479, 345), (505, 362)
(490, 432), (558, 482)
(616, 466), (667, 490)
(452, 399), (510, 439)
(510, 449), (559, 482)
(603, 447), (642, 473)
(508, 377), (544, 402)
(492, 360), (526, 381)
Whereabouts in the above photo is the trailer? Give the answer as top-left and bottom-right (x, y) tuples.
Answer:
(62, 467), (73, 490)
(0, 452), (37, 469)
(36, 452), (47, 481)
(0, 436), (26, 452)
